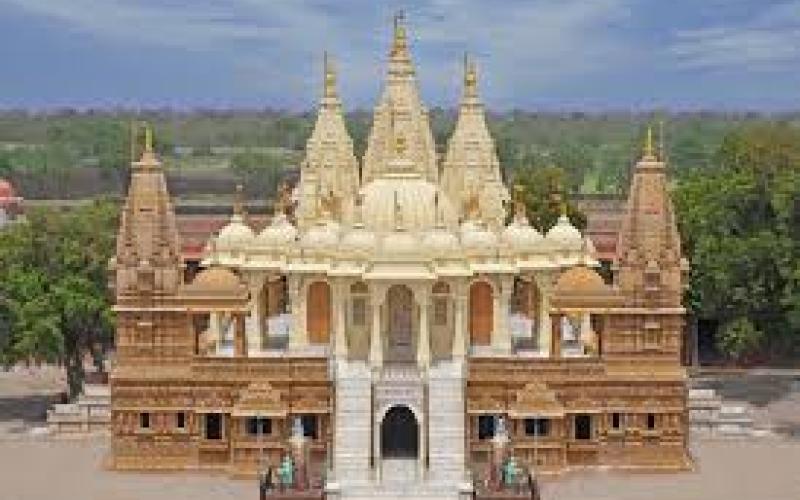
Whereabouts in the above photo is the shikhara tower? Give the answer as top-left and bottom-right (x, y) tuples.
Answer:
(109, 15), (691, 500)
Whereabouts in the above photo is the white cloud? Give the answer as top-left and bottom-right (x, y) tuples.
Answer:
(2, 0), (639, 109)
(668, 1), (800, 71)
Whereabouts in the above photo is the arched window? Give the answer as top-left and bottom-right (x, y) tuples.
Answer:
(307, 281), (331, 344)
(469, 281), (493, 346)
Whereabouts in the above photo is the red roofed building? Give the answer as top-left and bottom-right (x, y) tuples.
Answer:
(0, 178), (23, 223)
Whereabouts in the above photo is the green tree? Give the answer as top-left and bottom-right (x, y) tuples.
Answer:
(0, 199), (117, 397)
(674, 123), (800, 361)
(513, 164), (586, 232)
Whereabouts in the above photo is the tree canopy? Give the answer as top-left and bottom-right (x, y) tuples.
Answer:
(674, 123), (800, 361)
(0, 199), (118, 397)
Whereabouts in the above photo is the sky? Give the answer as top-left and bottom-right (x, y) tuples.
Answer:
(1, 0), (799, 111)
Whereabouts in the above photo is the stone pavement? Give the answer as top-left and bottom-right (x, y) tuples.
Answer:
(0, 436), (798, 500)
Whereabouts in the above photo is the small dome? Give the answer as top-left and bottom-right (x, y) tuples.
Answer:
(554, 266), (608, 294)
(340, 225), (378, 254)
(257, 214), (298, 248)
(351, 177), (457, 232)
(381, 230), (419, 257)
(186, 267), (244, 293)
(502, 219), (544, 252)
(461, 220), (497, 253)
(216, 215), (255, 250)
(546, 214), (582, 250)
(302, 220), (340, 249)
(422, 227), (460, 256)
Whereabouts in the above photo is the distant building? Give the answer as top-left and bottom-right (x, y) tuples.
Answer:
(0, 178), (23, 228)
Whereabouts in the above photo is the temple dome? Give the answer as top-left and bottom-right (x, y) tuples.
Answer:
(502, 219), (544, 252)
(353, 176), (457, 232)
(216, 215), (255, 250)
(554, 266), (608, 294)
(257, 214), (298, 247)
(546, 214), (582, 251)
(186, 267), (244, 293)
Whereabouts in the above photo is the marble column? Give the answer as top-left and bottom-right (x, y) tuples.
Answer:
(536, 274), (553, 356)
(493, 278), (513, 354)
(288, 276), (307, 349)
(334, 280), (348, 359)
(369, 289), (384, 367)
(210, 311), (222, 348)
(550, 313), (562, 359)
(417, 288), (430, 368)
(233, 313), (247, 357)
(452, 282), (467, 358)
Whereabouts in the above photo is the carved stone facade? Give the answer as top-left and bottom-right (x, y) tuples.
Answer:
(109, 16), (690, 498)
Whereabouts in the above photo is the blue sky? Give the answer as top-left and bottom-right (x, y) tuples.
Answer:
(1, 0), (799, 111)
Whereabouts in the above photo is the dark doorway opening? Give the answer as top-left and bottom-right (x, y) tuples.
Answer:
(381, 406), (419, 459)
(574, 414), (592, 440)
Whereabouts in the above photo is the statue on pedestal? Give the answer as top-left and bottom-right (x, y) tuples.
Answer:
(289, 416), (309, 490)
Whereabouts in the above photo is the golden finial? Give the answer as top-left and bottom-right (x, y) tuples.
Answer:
(643, 124), (655, 159)
(658, 119), (666, 161)
(130, 120), (137, 164)
(144, 123), (153, 154)
(551, 184), (567, 218)
(464, 53), (477, 98)
(323, 51), (337, 99)
(513, 183), (526, 221)
(391, 10), (407, 55)
(233, 184), (245, 217)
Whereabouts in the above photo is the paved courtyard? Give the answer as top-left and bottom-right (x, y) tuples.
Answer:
(1, 368), (799, 500)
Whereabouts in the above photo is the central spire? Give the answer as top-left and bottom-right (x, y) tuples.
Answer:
(388, 10), (415, 78)
(362, 12), (437, 183)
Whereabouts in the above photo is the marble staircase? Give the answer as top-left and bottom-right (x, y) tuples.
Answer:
(329, 360), (471, 500)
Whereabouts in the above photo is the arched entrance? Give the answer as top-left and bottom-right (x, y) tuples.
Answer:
(307, 281), (331, 344)
(469, 281), (493, 346)
(381, 405), (419, 458)
(386, 285), (414, 363)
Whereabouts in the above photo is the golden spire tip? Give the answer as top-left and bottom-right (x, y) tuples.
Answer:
(144, 123), (153, 154)
(644, 124), (654, 159)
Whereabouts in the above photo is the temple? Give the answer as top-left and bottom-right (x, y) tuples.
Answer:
(108, 17), (691, 499)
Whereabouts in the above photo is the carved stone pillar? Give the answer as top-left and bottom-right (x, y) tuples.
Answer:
(369, 287), (385, 367)
(550, 313), (562, 359)
(453, 283), (467, 358)
(234, 313), (247, 357)
(493, 277), (513, 354)
(417, 288), (430, 368)
(288, 276), (307, 349)
(536, 273), (553, 356)
(334, 280), (348, 358)
(210, 311), (222, 346)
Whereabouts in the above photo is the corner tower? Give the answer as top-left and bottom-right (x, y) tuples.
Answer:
(297, 53), (359, 229)
(614, 127), (687, 308)
(111, 126), (189, 363)
(362, 13), (437, 184)
(441, 55), (508, 227)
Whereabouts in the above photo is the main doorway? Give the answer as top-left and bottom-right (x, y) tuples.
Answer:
(380, 405), (419, 459)
(386, 285), (415, 363)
